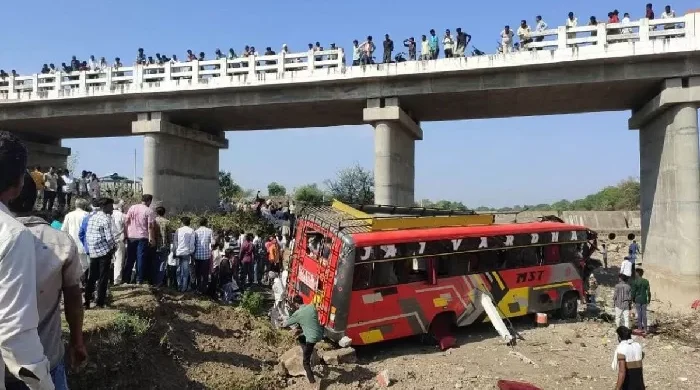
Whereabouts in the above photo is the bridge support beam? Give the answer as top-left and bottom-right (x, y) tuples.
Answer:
(629, 78), (700, 311)
(17, 136), (71, 169)
(363, 98), (422, 207)
(132, 113), (228, 212)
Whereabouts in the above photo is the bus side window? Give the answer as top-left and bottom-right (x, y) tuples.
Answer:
(351, 260), (428, 290)
(437, 253), (470, 277)
(560, 244), (579, 263)
(352, 263), (373, 290)
(544, 245), (560, 264)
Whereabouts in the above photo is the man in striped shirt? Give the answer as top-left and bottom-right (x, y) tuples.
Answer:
(84, 198), (117, 309)
(193, 218), (215, 293)
(613, 275), (632, 328)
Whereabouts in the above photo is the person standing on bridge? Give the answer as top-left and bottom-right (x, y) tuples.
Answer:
(429, 29), (439, 59)
(383, 34), (394, 63)
(403, 37), (416, 60)
(566, 12), (578, 44)
(443, 30), (454, 58)
(455, 28), (471, 57)
(499, 25), (515, 53)
(517, 20), (532, 49)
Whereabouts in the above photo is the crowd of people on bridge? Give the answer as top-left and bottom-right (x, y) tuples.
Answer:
(0, 3), (685, 83)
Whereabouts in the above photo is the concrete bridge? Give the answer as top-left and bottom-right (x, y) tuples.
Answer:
(1, 13), (700, 308)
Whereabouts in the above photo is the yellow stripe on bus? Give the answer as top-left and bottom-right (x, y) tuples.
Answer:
(532, 282), (572, 291)
(492, 272), (505, 290)
(359, 329), (384, 344)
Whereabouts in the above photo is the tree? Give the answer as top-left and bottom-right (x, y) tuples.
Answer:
(294, 184), (326, 206)
(325, 164), (374, 205)
(66, 152), (79, 175)
(267, 182), (287, 196)
(432, 200), (469, 211)
(218, 170), (244, 200)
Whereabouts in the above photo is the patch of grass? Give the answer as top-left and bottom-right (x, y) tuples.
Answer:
(240, 291), (265, 316)
(111, 313), (152, 337)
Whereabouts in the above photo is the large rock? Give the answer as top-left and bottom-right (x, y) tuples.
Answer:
(320, 347), (357, 365)
(279, 346), (320, 377)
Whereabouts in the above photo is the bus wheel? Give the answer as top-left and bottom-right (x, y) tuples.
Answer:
(558, 292), (579, 320)
(428, 312), (456, 350)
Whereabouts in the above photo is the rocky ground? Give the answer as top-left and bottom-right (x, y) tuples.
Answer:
(70, 238), (699, 389)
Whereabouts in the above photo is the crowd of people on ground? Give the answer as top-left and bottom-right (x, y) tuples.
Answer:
(0, 3), (684, 82)
(29, 166), (101, 213)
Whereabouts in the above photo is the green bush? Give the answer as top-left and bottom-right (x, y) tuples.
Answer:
(111, 313), (152, 337)
(240, 291), (265, 316)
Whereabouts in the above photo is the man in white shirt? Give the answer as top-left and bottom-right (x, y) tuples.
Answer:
(620, 256), (633, 278)
(173, 216), (196, 292)
(517, 20), (532, 50)
(661, 5), (678, 32)
(111, 200), (126, 285)
(9, 174), (87, 389)
(0, 131), (54, 390)
(566, 11), (578, 43)
(500, 25), (515, 53)
(61, 198), (90, 274)
(622, 12), (633, 35)
(59, 170), (74, 210)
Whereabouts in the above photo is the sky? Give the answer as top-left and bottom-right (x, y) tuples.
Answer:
(2, 0), (695, 208)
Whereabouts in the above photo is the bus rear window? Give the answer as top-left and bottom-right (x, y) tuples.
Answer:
(304, 229), (333, 261)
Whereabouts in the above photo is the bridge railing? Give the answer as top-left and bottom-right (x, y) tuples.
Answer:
(0, 14), (696, 102)
(526, 16), (687, 49)
(0, 49), (346, 99)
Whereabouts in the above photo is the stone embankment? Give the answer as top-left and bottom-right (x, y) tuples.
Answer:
(492, 210), (640, 234)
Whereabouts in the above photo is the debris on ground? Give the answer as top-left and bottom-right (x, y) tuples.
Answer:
(320, 347), (357, 366)
(279, 346), (320, 377)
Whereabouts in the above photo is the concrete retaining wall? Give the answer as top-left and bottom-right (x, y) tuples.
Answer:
(491, 210), (641, 231)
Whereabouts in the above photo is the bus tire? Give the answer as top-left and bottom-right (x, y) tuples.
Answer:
(428, 312), (457, 350)
(558, 292), (579, 320)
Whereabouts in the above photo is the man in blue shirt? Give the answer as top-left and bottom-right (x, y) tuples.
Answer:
(429, 29), (439, 59)
(628, 240), (641, 276)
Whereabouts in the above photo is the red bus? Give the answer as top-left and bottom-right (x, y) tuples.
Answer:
(286, 201), (595, 347)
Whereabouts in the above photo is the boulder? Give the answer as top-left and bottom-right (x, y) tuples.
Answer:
(279, 346), (320, 377)
(320, 347), (357, 365)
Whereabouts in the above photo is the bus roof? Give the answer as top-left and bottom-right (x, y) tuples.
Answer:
(351, 221), (590, 247)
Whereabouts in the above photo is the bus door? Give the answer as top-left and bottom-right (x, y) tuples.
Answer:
(290, 226), (338, 326)
(315, 235), (342, 326)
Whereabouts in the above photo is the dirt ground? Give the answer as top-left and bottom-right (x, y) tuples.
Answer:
(70, 239), (700, 390)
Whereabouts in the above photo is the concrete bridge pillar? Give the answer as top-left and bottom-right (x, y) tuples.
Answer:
(629, 78), (700, 311)
(17, 136), (71, 169)
(132, 112), (228, 212)
(363, 98), (422, 207)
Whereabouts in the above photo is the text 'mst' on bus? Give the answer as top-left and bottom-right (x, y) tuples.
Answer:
(286, 201), (598, 348)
